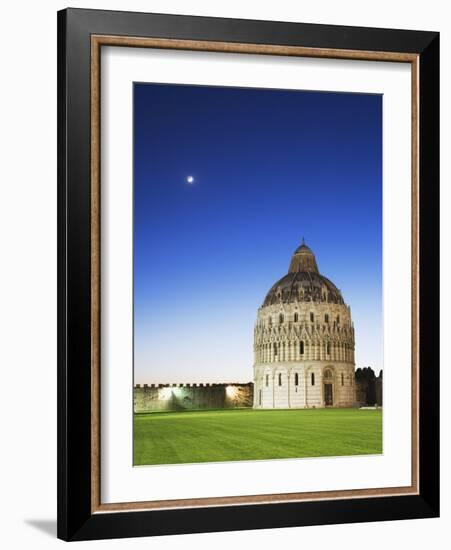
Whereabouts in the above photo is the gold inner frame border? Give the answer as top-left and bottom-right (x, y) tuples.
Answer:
(90, 35), (419, 514)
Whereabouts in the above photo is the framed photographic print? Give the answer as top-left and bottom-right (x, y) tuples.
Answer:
(57, 8), (439, 541)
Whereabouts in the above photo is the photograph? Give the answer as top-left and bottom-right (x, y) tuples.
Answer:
(53, 4), (440, 542)
(132, 82), (383, 466)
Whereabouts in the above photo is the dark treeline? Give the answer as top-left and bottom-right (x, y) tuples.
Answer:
(355, 367), (383, 406)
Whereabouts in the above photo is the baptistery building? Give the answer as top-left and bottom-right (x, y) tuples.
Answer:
(253, 241), (356, 409)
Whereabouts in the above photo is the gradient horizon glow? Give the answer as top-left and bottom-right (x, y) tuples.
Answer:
(134, 83), (382, 384)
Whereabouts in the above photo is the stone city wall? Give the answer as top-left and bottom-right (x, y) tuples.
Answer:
(134, 382), (254, 413)
(134, 379), (381, 412)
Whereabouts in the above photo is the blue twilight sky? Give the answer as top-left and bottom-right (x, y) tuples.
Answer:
(133, 83), (382, 384)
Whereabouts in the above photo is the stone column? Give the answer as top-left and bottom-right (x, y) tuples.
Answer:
(272, 371), (276, 408)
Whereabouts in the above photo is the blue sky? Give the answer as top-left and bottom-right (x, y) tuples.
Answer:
(134, 83), (382, 383)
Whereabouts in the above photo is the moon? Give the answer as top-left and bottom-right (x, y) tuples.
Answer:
(186, 175), (194, 184)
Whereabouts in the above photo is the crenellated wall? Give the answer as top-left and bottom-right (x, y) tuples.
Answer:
(134, 379), (380, 412)
(134, 383), (253, 413)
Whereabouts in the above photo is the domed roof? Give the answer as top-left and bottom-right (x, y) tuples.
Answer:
(263, 241), (344, 307)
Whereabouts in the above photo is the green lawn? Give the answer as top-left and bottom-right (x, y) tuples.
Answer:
(134, 408), (382, 466)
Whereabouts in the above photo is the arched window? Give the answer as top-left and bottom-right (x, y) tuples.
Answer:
(311, 372), (315, 386)
(341, 373), (344, 386)
(274, 343), (278, 356)
(300, 341), (304, 355)
(294, 312), (299, 322)
(278, 373), (282, 386)
(337, 315), (340, 324)
(325, 314), (329, 323)
(265, 374), (269, 387)
(327, 342), (330, 355)
(279, 313), (284, 324)
(268, 316), (272, 326)
(294, 372), (299, 386)
(310, 312), (314, 322)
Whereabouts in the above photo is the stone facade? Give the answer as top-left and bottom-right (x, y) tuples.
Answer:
(253, 242), (356, 408)
(134, 382), (253, 413)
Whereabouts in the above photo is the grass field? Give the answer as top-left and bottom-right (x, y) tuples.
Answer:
(134, 408), (382, 466)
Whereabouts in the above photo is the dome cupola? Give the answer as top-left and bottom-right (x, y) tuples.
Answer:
(263, 240), (344, 306)
(288, 240), (319, 273)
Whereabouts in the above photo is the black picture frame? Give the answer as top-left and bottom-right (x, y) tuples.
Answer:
(57, 7), (439, 541)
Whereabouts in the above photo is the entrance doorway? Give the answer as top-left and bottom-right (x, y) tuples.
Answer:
(324, 383), (333, 406)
